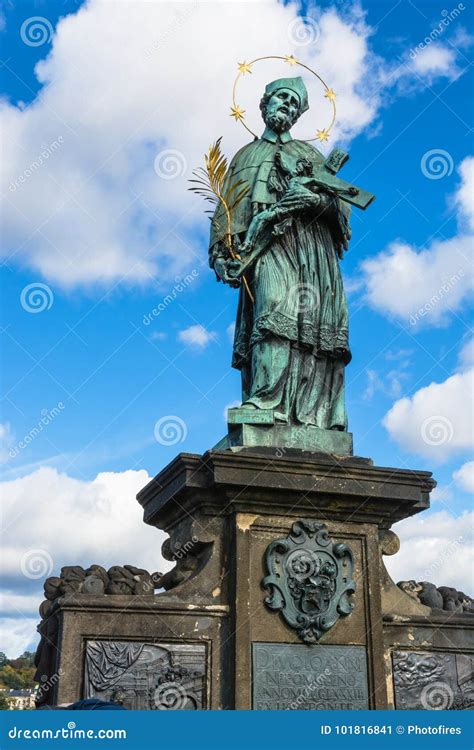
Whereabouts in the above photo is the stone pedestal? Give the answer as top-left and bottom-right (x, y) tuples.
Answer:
(135, 447), (434, 709)
(37, 447), (473, 710)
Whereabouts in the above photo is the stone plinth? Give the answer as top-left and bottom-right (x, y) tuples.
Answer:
(135, 447), (435, 710)
(39, 447), (474, 710)
(216, 409), (353, 455)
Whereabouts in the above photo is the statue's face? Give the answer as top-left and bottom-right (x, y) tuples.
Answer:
(264, 88), (301, 133)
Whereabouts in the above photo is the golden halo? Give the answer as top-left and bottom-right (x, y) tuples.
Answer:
(231, 55), (337, 143)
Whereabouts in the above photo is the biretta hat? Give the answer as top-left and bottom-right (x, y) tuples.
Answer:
(264, 76), (309, 114)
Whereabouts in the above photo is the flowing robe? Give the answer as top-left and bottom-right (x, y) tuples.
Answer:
(209, 132), (352, 430)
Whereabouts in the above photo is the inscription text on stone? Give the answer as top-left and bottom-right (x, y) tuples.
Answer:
(252, 643), (369, 710)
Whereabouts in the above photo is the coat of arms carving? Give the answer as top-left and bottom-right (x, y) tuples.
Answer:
(262, 520), (356, 643)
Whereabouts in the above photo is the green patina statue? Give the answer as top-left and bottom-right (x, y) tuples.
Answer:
(206, 76), (375, 452)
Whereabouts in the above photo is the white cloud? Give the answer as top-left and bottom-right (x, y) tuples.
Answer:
(178, 324), (215, 349)
(454, 156), (474, 230)
(1, 467), (166, 579)
(0, 466), (171, 656)
(0, 592), (43, 618)
(410, 44), (460, 80)
(0, 618), (39, 659)
(453, 461), (474, 493)
(363, 360), (410, 401)
(362, 155), (474, 327)
(385, 510), (473, 593)
(430, 485), (454, 504)
(0, 422), (15, 464)
(383, 368), (473, 462)
(361, 235), (472, 326)
(227, 322), (236, 341)
(0, 1), (466, 288)
(458, 337), (474, 368)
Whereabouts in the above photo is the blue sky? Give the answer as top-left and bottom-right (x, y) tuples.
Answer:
(0, 0), (473, 656)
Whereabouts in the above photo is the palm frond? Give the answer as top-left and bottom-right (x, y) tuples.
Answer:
(189, 137), (254, 302)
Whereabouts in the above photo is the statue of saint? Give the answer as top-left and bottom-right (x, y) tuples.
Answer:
(209, 76), (355, 432)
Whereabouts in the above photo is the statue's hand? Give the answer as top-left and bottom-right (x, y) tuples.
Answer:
(214, 257), (241, 288)
(277, 183), (321, 212)
(226, 259), (243, 285)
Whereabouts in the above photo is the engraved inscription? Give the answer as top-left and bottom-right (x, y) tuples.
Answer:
(252, 643), (369, 710)
(392, 651), (473, 710)
(84, 640), (207, 710)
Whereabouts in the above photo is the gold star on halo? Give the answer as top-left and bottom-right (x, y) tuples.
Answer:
(237, 61), (252, 75)
(284, 54), (298, 66)
(230, 105), (246, 122)
(316, 128), (330, 142)
(324, 88), (337, 101)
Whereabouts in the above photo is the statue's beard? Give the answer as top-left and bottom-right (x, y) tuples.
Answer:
(265, 110), (296, 134)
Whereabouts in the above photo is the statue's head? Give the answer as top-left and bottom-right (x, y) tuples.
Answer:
(260, 76), (309, 134)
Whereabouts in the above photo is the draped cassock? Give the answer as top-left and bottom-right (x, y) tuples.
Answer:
(210, 127), (352, 431)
